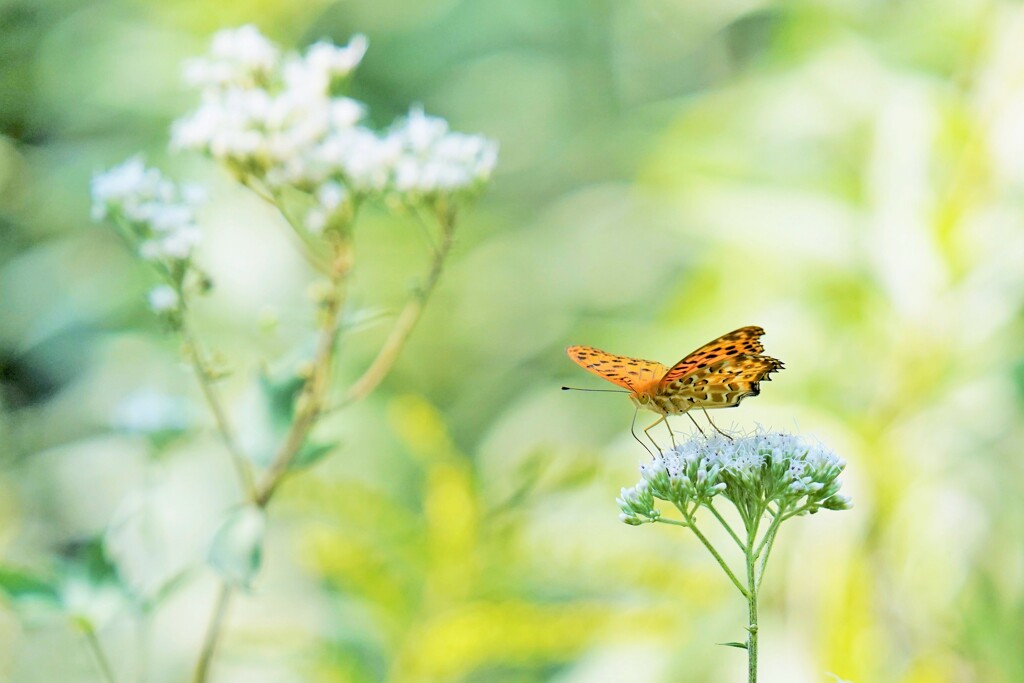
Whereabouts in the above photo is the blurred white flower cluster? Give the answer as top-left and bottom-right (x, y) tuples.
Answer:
(171, 25), (498, 233)
(91, 157), (205, 264)
(618, 431), (852, 525)
(91, 157), (207, 315)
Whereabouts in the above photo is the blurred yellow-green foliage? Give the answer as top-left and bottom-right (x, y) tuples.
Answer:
(2, 0), (1024, 682)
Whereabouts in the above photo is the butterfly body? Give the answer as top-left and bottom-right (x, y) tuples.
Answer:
(566, 326), (783, 418)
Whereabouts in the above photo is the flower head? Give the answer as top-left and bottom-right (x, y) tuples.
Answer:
(172, 26), (498, 229)
(182, 24), (280, 90)
(620, 430), (851, 524)
(147, 285), (180, 313)
(91, 158), (205, 266)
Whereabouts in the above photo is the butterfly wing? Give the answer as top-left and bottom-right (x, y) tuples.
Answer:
(567, 345), (667, 394)
(658, 327), (783, 409)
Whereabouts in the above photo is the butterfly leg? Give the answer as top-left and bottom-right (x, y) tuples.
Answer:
(643, 416), (666, 452)
(630, 405), (654, 457)
(664, 418), (677, 448)
(685, 411), (706, 437)
(700, 405), (734, 440)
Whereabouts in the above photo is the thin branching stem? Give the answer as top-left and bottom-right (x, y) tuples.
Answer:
(677, 502), (749, 599)
(190, 201), (456, 682)
(756, 525), (781, 593)
(241, 177), (332, 274)
(745, 534), (759, 683)
(190, 583), (233, 683)
(255, 235), (352, 505)
(191, 236), (352, 683)
(707, 501), (746, 552)
(180, 314), (257, 501)
(754, 505), (787, 561)
(336, 202), (457, 409)
(136, 608), (150, 683)
(81, 623), (118, 683)
(654, 517), (689, 528)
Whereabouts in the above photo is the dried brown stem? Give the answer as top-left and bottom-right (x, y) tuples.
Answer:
(254, 236), (352, 506)
(336, 203), (457, 409)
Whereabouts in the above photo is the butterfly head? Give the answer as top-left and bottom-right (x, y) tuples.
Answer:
(628, 387), (663, 412)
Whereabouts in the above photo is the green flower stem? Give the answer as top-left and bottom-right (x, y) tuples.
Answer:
(745, 539), (759, 683)
(755, 528), (779, 594)
(136, 607), (150, 683)
(180, 315), (257, 501)
(753, 506), (787, 593)
(654, 517), (689, 528)
(779, 504), (811, 523)
(708, 501), (746, 552)
(677, 503), (749, 599)
(81, 623), (118, 683)
(753, 506), (786, 560)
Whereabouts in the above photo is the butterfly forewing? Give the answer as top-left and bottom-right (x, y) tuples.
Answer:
(658, 326), (769, 387)
(566, 345), (667, 394)
(657, 326), (784, 412)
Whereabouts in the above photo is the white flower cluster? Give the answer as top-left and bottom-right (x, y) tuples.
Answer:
(618, 431), (852, 525)
(91, 157), (205, 266)
(171, 25), (498, 233)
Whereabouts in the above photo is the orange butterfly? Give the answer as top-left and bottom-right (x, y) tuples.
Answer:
(565, 326), (783, 448)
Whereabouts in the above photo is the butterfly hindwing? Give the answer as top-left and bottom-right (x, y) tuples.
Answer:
(566, 345), (667, 394)
(661, 353), (784, 409)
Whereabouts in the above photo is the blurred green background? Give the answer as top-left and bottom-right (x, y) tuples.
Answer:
(2, 0), (1024, 681)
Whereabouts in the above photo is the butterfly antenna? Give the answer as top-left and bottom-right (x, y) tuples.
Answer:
(561, 386), (631, 394)
(630, 405), (654, 458)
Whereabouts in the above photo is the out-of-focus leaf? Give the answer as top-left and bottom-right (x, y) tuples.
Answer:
(1012, 357), (1024, 405)
(208, 505), (266, 590)
(56, 536), (118, 586)
(389, 394), (456, 463)
(258, 370), (306, 433)
(0, 566), (60, 604)
(291, 440), (340, 471)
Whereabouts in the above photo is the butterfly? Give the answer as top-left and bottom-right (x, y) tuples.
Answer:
(565, 326), (783, 448)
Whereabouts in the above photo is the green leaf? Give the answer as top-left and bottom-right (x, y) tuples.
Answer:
(0, 567), (60, 604)
(717, 641), (748, 650)
(56, 536), (118, 586)
(258, 371), (306, 432)
(208, 506), (266, 590)
(290, 441), (339, 471)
